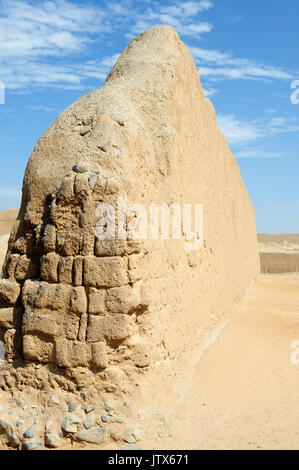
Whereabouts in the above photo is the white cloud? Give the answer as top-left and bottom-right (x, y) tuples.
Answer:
(217, 113), (299, 145)
(1, 54), (120, 91)
(0, 0), (118, 90)
(0, 0), (110, 59)
(236, 149), (296, 159)
(0, 0), (293, 94)
(0, 0), (215, 91)
(190, 46), (293, 82)
(203, 86), (218, 97)
(217, 114), (263, 144)
(26, 105), (54, 112)
(126, 0), (213, 38)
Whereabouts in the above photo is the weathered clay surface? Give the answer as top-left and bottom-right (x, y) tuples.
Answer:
(0, 25), (259, 377)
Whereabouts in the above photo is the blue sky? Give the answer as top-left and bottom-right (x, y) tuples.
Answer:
(0, 0), (298, 233)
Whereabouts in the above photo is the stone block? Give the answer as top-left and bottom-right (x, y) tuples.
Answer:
(88, 288), (106, 315)
(84, 256), (129, 288)
(43, 224), (56, 253)
(58, 257), (73, 285)
(91, 341), (108, 369)
(40, 253), (59, 283)
(15, 255), (38, 281)
(106, 285), (142, 314)
(0, 279), (20, 306)
(73, 256), (84, 286)
(87, 314), (133, 343)
(23, 334), (54, 362)
(70, 287), (87, 314)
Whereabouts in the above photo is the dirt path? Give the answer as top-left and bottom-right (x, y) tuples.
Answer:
(143, 275), (299, 450)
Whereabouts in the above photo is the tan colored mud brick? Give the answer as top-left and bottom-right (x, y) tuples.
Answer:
(73, 256), (84, 286)
(84, 256), (129, 288)
(54, 337), (68, 367)
(58, 256), (73, 285)
(105, 285), (141, 314)
(43, 224), (56, 252)
(57, 174), (75, 202)
(82, 233), (95, 257)
(6, 254), (20, 279)
(63, 312), (81, 340)
(23, 334), (54, 363)
(40, 253), (59, 283)
(88, 288), (106, 315)
(87, 314), (133, 343)
(3, 328), (18, 361)
(67, 341), (92, 367)
(74, 173), (90, 197)
(70, 286), (87, 314)
(0, 279), (20, 306)
(57, 231), (81, 257)
(78, 313), (88, 341)
(23, 281), (72, 312)
(23, 309), (61, 337)
(130, 339), (151, 368)
(95, 239), (127, 257)
(15, 255), (38, 281)
(92, 341), (108, 369)
(0, 307), (22, 330)
(128, 253), (147, 283)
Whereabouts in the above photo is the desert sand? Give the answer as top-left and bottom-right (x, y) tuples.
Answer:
(258, 234), (299, 274)
(140, 275), (299, 450)
(0, 209), (18, 237)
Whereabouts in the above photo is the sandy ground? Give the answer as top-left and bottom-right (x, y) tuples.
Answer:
(0, 208), (18, 237)
(258, 234), (299, 245)
(136, 274), (299, 450)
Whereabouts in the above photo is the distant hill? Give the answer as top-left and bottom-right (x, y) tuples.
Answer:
(0, 208), (18, 236)
(258, 234), (299, 245)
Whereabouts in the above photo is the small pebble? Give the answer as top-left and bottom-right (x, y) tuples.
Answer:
(61, 416), (77, 434)
(101, 416), (108, 423)
(23, 440), (42, 451)
(122, 444), (142, 451)
(45, 433), (62, 449)
(88, 174), (98, 190)
(16, 420), (24, 427)
(48, 394), (60, 407)
(104, 403), (113, 412)
(84, 418), (94, 429)
(73, 164), (88, 174)
(115, 417), (124, 424)
(23, 426), (35, 439)
(68, 404), (76, 413)
(85, 405), (94, 414)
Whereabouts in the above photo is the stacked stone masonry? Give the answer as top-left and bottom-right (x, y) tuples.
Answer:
(0, 168), (149, 369)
